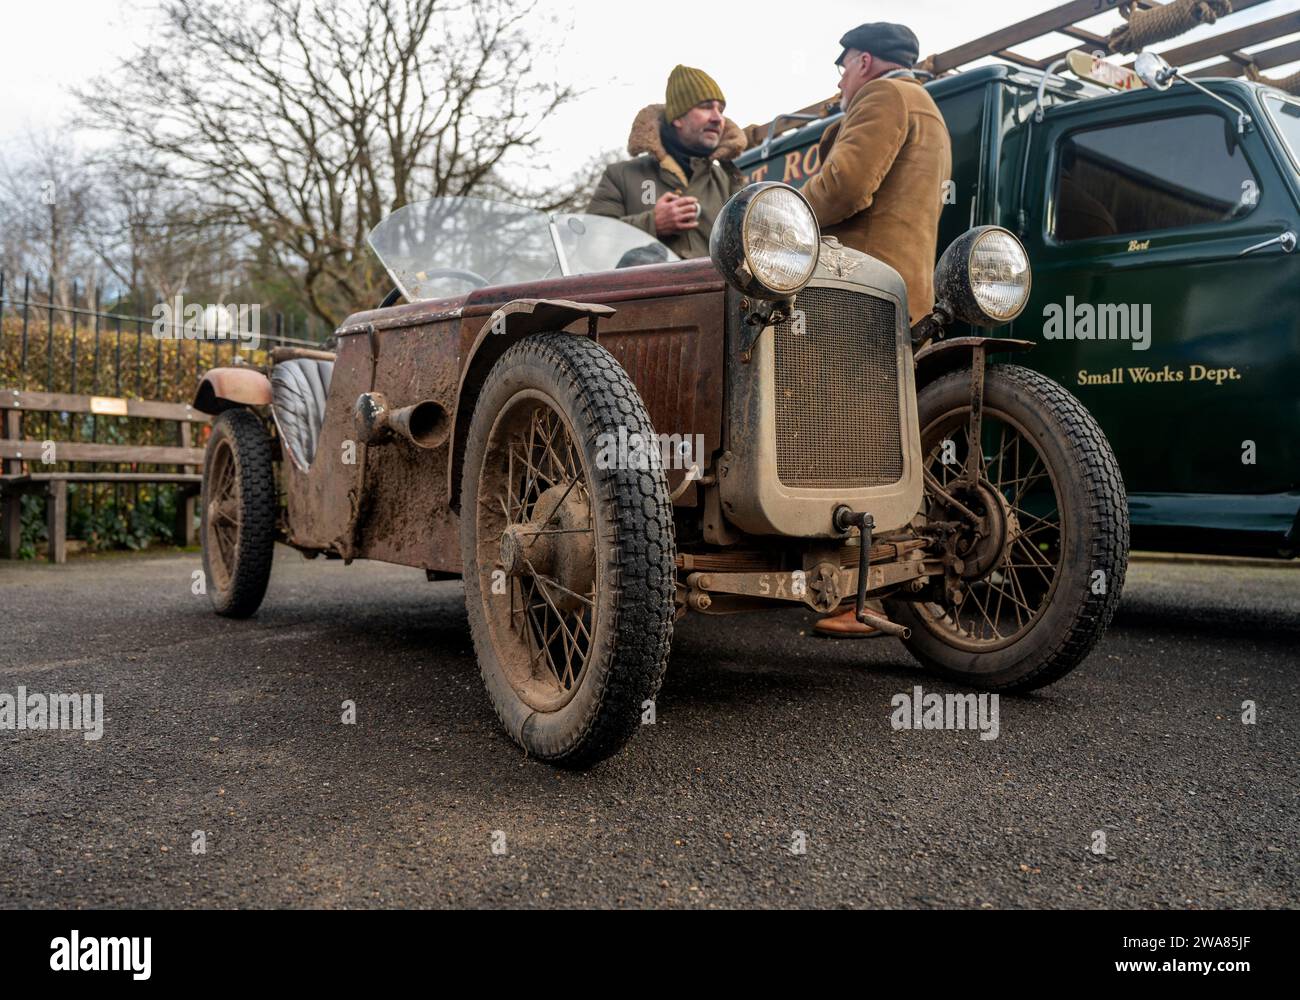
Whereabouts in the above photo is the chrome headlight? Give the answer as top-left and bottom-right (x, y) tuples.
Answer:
(934, 226), (1032, 326)
(711, 183), (820, 299)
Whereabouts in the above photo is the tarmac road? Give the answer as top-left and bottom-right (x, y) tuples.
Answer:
(1, 549), (1296, 909)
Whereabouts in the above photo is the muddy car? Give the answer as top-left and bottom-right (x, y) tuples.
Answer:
(193, 184), (1129, 766)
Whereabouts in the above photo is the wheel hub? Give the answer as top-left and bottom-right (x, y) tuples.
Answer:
(498, 482), (594, 612)
(499, 523), (545, 577)
(944, 480), (1018, 582)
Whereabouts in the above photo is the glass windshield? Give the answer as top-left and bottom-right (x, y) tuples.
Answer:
(1265, 94), (1300, 170)
(367, 199), (556, 301)
(553, 214), (677, 274)
(367, 198), (679, 301)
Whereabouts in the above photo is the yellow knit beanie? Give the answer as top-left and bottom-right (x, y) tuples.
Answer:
(665, 65), (726, 123)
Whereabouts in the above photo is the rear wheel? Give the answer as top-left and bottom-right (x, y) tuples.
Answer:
(460, 333), (675, 766)
(886, 364), (1128, 691)
(201, 409), (276, 618)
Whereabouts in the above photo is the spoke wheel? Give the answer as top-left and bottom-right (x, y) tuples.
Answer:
(460, 333), (675, 766)
(480, 393), (599, 712)
(917, 406), (1063, 651)
(200, 409), (276, 618)
(886, 365), (1129, 692)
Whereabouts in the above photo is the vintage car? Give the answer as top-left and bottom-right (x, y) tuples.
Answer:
(193, 185), (1129, 766)
(738, 51), (1300, 559)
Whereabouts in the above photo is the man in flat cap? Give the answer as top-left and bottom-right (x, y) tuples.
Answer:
(586, 65), (749, 259)
(805, 23), (953, 639)
(804, 23), (951, 325)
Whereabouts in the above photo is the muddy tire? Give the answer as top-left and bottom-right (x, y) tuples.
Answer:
(885, 364), (1129, 692)
(201, 408), (277, 618)
(460, 333), (676, 767)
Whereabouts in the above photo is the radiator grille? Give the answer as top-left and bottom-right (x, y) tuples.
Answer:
(772, 286), (903, 489)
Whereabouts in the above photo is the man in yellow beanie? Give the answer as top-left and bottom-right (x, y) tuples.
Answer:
(586, 65), (749, 259)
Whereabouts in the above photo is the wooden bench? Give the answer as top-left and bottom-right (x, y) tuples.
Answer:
(0, 389), (209, 563)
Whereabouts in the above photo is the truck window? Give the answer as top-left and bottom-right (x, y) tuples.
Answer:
(1053, 113), (1258, 242)
(1264, 94), (1300, 171)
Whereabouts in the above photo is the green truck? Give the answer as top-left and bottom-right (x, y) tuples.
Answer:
(737, 62), (1300, 559)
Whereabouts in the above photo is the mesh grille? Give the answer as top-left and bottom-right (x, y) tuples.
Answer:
(772, 286), (903, 489)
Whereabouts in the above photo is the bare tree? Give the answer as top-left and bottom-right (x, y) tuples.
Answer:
(79, 0), (579, 325)
(84, 154), (246, 312)
(525, 149), (624, 214)
(0, 132), (104, 306)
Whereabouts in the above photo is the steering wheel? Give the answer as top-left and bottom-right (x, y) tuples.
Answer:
(378, 268), (491, 309)
(422, 268), (491, 288)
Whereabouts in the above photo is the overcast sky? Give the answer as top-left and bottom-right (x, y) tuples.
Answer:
(3, 0), (1298, 185)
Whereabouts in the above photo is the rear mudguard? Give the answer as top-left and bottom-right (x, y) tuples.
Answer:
(193, 367), (273, 415)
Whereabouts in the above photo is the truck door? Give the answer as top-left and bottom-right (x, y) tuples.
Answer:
(1015, 98), (1300, 520)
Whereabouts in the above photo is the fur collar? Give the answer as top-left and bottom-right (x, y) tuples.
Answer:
(627, 104), (748, 186)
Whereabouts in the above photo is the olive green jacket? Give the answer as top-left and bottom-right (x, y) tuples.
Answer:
(802, 76), (952, 324)
(586, 105), (749, 259)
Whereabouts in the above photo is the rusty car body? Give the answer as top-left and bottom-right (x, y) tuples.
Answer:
(194, 186), (1130, 765)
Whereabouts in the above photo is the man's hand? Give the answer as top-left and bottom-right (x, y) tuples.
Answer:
(654, 193), (700, 236)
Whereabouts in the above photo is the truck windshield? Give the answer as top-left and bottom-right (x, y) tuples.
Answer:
(1264, 94), (1300, 170)
(367, 197), (679, 302)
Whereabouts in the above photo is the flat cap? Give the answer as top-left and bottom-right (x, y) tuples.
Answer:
(835, 23), (920, 68)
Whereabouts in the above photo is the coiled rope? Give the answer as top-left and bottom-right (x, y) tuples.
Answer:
(1247, 64), (1300, 96)
(1107, 0), (1235, 55)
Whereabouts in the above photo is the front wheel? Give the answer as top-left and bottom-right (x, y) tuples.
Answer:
(885, 364), (1129, 691)
(200, 408), (277, 618)
(459, 333), (676, 766)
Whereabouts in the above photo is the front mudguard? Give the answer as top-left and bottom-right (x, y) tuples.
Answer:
(913, 336), (1035, 389)
(445, 298), (616, 513)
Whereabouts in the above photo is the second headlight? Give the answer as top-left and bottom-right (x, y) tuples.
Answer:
(934, 226), (1032, 327)
(711, 183), (821, 300)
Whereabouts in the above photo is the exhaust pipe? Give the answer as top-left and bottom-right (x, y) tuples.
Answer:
(354, 392), (450, 450)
